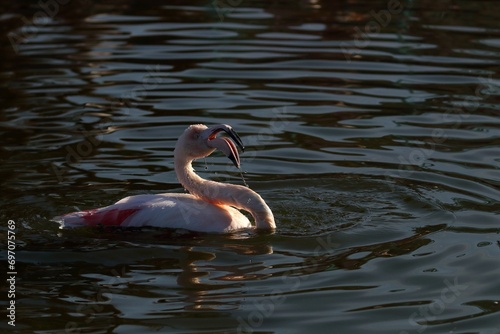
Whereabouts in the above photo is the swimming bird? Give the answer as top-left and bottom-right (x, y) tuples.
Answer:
(58, 124), (276, 232)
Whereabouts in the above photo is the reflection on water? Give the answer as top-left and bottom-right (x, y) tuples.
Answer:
(1, 0), (499, 333)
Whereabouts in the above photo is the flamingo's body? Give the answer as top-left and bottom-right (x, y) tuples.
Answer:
(58, 124), (276, 232)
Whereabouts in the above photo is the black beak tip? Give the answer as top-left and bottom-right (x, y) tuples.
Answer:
(216, 125), (245, 152)
(228, 153), (240, 169)
(228, 130), (245, 152)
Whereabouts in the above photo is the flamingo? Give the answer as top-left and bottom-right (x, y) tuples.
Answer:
(58, 124), (276, 233)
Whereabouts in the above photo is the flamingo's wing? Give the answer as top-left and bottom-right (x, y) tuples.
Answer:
(57, 194), (251, 232)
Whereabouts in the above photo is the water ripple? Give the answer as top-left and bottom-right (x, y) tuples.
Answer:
(1, 1), (499, 333)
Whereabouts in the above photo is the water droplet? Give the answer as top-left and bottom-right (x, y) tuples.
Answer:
(240, 171), (248, 187)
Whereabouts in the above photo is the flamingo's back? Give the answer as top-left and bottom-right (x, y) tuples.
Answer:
(57, 193), (251, 232)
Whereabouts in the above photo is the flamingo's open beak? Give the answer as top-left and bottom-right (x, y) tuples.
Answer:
(203, 124), (245, 168)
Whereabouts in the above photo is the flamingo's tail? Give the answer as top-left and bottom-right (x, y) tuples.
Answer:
(55, 206), (139, 228)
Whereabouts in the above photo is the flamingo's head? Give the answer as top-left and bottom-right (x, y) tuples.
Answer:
(175, 124), (245, 168)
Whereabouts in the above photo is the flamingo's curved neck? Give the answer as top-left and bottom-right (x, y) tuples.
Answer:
(174, 155), (275, 229)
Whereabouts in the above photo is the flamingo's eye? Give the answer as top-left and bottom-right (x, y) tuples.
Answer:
(193, 133), (200, 139)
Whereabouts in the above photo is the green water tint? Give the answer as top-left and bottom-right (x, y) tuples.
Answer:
(1, 0), (499, 333)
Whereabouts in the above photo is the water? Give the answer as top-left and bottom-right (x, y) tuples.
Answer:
(1, 0), (499, 333)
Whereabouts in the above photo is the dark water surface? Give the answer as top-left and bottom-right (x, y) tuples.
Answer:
(1, 0), (499, 333)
